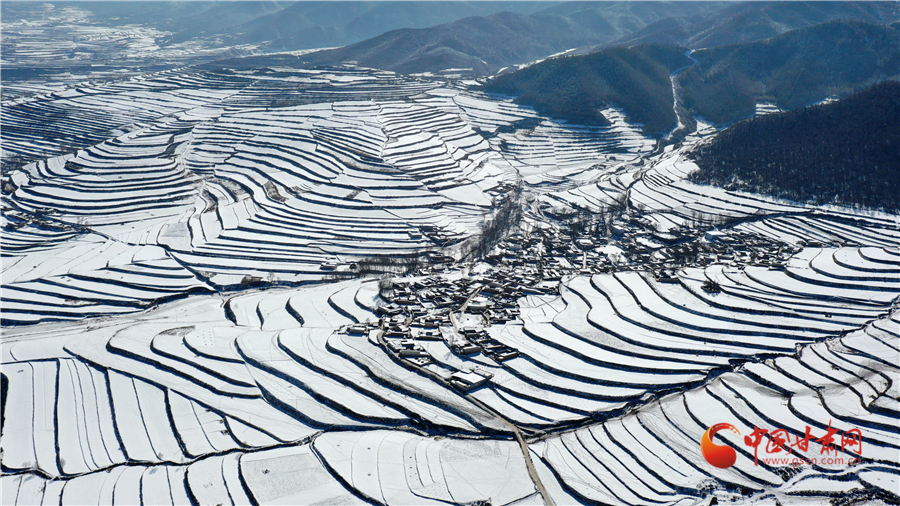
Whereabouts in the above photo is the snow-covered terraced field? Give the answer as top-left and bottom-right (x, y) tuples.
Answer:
(0, 431), (545, 506)
(536, 312), (900, 506)
(3, 66), (658, 318)
(1, 207), (213, 325)
(3, 243), (897, 503)
(3, 63), (899, 506)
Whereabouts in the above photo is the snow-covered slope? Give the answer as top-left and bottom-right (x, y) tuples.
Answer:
(2, 64), (898, 506)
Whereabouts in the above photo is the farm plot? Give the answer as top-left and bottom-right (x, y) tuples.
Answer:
(0, 432), (553, 506)
(0, 317), (330, 478)
(1, 220), (212, 325)
(312, 430), (538, 505)
(3, 59), (900, 506)
(535, 313), (900, 506)
(7, 68), (614, 307)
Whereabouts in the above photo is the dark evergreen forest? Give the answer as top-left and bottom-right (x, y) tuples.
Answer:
(689, 80), (900, 211)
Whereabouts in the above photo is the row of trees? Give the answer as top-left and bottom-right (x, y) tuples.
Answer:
(563, 190), (629, 240)
(324, 254), (428, 282)
(465, 180), (524, 259)
(326, 181), (528, 284)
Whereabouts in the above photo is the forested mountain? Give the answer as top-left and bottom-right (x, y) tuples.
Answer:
(298, 2), (724, 74)
(530, 1), (728, 41)
(679, 21), (900, 125)
(483, 45), (691, 135)
(689, 81), (900, 211)
(611, 1), (899, 49)
(487, 19), (897, 136)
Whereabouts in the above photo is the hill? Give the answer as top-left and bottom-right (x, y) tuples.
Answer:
(483, 19), (898, 137)
(241, 1), (556, 51)
(301, 12), (601, 75)
(689, 81), (900, 212)
(612, 1), (899, 49)
(483, 45), (692, 135)
(679, 21), (900, 125)
(531, 1), (729, 41)
(299, 2), (724, 75)
(0, 1), (557, 52)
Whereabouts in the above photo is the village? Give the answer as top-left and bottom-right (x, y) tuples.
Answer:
(340, 205), (802, 391)
(4, 11), (896, 500)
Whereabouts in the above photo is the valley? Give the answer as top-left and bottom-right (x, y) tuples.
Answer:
(1, 3), (898, 506)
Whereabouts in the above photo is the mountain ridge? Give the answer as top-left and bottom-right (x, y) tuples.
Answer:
(297, 2), (727, 75)
(242, 1), (558, 51)
(609, 0), (899, 49)
(679, 20), (900, 125)
(480, 19), (898, 137)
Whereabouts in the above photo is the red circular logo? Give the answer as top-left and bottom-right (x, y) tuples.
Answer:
(701, 423), (741, 468)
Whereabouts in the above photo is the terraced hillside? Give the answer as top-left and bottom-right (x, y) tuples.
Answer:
(2, 246), (898, 503)
(2, 67), (655, 326)
(2, 62), (898, 505)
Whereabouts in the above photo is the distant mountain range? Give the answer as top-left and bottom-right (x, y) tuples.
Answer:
(10, 1), (895, 84)
(298, 1), (898, 74)
(299, 2), (726, 74)
(237, 1), (558, 50)
(689, 80), (900, 212)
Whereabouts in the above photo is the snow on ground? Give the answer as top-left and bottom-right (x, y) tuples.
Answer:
(2, 242), (896, 502)
(2, 65), (899, 506)
(537, 312), (900, 506)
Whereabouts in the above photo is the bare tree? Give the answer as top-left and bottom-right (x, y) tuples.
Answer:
(469, 179), (524, 259)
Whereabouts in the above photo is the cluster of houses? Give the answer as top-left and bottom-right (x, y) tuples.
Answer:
(337, 208), (802, 391)
(375, 275), (528, 323)
(475, 214), (799, 283)
(342, 274), (542, 390)
(456, 326), (520, 362)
